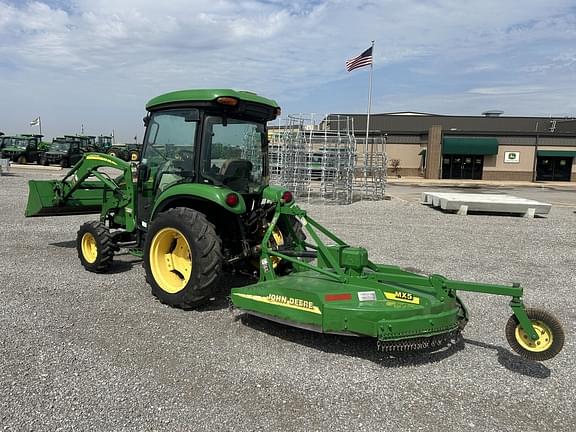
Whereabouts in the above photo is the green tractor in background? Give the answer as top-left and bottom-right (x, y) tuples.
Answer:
(62, 134), (112, 154)
(1, 134), (48, 164)
(107, 141), (142, 162)
(26, 89), (565, 362)
(39, 137), (84, 168)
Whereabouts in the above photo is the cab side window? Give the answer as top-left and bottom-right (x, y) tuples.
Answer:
(142, 110), (198, 192)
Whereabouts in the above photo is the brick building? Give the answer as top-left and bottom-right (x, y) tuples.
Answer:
(322, 112), (576, 181)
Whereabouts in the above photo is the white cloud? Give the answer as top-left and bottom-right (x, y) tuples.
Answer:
(468, 86), (546, 96)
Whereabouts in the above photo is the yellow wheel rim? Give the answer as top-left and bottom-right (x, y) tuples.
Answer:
(270, 228), (284, 267)
(515, 320), (554, 352)
(109, 152), (116, 157)
(149, 227), (192, 294)
(81, 232), (98, 264)
(131, 152), (138, 161)
(252, 227), (285, 269)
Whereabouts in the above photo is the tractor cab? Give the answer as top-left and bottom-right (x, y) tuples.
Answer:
(65, 135), (97, 152)
(96, 135), (113, 152)
(137, 90), (280, 226)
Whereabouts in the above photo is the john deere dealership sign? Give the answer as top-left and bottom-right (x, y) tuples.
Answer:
(504, 151), (520, 163)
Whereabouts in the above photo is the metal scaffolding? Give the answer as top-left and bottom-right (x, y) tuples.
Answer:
(269, 114), (387, 204)
(353, 134), (387, 201)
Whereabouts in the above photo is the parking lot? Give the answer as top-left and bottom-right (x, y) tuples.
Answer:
(1, 168), (575, 431)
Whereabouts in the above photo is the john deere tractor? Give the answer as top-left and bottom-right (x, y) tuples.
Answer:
(26, 89), (564, 361)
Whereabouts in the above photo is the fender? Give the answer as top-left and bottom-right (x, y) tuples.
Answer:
(151, 183), (247, 218)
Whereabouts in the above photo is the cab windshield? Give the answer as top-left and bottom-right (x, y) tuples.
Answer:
(201, 116), (266, 194)
(50, 141), (70, 152)
(13, 139), (29, 149)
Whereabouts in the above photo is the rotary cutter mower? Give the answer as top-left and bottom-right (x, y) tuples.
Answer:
(231, 196), (565, 361)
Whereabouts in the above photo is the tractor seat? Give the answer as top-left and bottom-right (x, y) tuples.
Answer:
(219, 159), (253, 191)
(220, 159), (252, 178)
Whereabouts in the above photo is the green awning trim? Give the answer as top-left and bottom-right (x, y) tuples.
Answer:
(537, 150), (576, 157)
(418, 149), (426, 156)
(442, 138), (499, 155)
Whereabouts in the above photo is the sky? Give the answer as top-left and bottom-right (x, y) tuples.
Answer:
(1, 0), (576, 142)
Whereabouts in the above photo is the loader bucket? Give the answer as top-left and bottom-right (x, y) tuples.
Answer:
(26, 179), (103, 217)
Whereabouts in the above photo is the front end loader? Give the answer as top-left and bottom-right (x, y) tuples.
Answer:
(25, 89), (564, 362)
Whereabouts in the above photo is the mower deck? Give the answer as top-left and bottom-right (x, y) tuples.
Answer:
(232, 270), (463, 342)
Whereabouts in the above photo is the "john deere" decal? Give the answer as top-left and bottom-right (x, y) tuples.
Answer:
(233, 293), (322, 314)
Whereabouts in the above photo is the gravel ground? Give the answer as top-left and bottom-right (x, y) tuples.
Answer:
(1, 168), (575, 432)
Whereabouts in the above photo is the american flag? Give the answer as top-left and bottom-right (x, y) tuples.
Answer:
(345, 46), (373, 72)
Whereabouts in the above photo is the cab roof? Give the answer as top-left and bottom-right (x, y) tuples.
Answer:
(146, 89), (279, 111)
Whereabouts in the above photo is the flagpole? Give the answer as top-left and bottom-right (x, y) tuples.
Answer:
(39, 117), (42, 137)
(364, 40), (374, 177)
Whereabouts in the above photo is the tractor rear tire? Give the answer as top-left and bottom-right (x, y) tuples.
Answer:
(144, 208), (223, 309)
(505, 308), (564, 361)
(77, 221), (114, 273)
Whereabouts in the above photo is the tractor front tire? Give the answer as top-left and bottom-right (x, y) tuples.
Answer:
(60, 158), (70, 168)
(17, 155), (27, 164)
(144, 208), (223, 309)
(77, 221), (114, 273)
(505, 308), (564, 361)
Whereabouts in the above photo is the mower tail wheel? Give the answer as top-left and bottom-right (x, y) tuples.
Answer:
(144, 207), (223, 309)
(505, 308), (564, 361)
(76, 221), (114, 273)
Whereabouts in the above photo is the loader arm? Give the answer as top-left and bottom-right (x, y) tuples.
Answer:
(26, 153), (137, 232)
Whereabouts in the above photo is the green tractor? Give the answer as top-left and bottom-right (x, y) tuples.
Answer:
(26, 89), (564, 362)
(39, 137), (84, 168)
(107, 142), (142, 162)
(63, 135), (111, 154)
(95, 135), (115, 154)
(1, 134), (47, 164)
